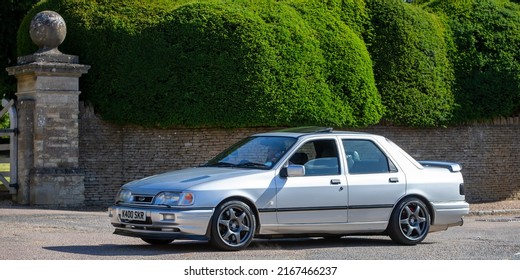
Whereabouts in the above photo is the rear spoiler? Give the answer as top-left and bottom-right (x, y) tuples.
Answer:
(418, 161), (462, 172)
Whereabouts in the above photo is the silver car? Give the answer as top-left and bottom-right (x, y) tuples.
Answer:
(109, 127), (469, 251)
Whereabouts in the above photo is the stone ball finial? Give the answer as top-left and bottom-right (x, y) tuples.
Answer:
(29, 11), (67, 54)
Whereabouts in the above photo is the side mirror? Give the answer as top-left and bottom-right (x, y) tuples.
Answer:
(280, 165), (305, 177)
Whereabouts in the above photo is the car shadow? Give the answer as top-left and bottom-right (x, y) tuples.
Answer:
(250, 236), (398, 250)
(43, 243), (184, 257)
(43, 236), (427, 257)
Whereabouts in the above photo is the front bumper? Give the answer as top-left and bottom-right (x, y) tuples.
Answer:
(109, 205), (214, 240)
(429, 201), (469, 232)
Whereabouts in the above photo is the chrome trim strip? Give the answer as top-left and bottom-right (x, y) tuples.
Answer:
(348, 204), (394, 210)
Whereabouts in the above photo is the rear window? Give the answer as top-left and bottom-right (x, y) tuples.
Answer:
(385, 139), (423, 169)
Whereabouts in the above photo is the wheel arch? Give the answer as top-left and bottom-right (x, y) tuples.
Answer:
(392, 194), (435, 225)
(205, 196), (261, 238)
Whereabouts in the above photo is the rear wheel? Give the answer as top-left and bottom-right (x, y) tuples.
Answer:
(210, 200), (256, 251)
(141, 238), (174, 245)
(388, 197), (430, 245)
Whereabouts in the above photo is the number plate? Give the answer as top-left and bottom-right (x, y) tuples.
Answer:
(120, 209), (146, 221)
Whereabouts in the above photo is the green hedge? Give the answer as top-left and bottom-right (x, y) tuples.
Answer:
(366, 0), (455, 127)
(14, 0), (520, 128)
(0, 0), (38, 100)
(420, 0), (520, 122)
(17, 0), (382, 128)
(286, 0), (382, 126)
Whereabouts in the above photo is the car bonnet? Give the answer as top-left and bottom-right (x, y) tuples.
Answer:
(121, 167), (266, 194)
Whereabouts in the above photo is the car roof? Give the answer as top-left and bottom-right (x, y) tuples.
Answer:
(253, 127), (377, 138)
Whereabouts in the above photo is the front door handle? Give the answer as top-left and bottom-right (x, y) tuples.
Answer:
(330, 179), (341, 185)
(389, 177), (399, 183)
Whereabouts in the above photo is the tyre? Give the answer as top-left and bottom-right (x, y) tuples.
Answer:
(388, 197), (430, 245)
(210, 200), (256, 251)
(323, 235), (343, 240)
(141, 238), (174, 245)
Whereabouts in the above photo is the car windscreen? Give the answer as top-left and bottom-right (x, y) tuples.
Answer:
(203, 136), (297, 169)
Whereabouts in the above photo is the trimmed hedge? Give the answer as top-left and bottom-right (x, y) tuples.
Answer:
(17, 0), (382, 128)
(420, 0), (520, 122)
(299, 0), (371, 37)
(14, 0), (520, 128)
(286, 0), (382, 126)
(0, 0), (38, 100)
(366, 0), (455, 127)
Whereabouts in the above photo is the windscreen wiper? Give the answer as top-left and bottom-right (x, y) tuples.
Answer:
(236, 162), (268, 169)
(202, 161), (237, 167)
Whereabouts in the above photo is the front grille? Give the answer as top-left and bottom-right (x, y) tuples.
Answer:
(131, 195), (154, 204)
(114, 224), (181, 232)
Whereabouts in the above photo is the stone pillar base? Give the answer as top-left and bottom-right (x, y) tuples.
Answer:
(30, 168), (85, 206)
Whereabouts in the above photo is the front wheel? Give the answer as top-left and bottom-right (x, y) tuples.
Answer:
(388, 197), (430, 245)
(210, 200), (256, 251)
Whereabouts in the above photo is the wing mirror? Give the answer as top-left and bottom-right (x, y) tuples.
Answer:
(280, 165), (305, 177)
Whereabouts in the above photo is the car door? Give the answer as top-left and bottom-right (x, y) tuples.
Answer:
(342, 138), (406, 224)
(274, 137), (348, 224)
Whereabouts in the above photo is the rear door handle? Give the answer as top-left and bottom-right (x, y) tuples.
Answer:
(389, 177), (399, 183)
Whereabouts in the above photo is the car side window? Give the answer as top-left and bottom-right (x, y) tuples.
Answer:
(289, 139), (340, 176)
(342, 139), (397, 174)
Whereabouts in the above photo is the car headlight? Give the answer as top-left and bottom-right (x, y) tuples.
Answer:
(154, 192), (194, 206)
(116, 189), (132, 203)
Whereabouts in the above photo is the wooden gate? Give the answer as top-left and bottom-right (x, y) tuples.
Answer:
(0, 99), (17, 196)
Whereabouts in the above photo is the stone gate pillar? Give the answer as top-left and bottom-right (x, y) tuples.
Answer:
(6, 11), (90, 206)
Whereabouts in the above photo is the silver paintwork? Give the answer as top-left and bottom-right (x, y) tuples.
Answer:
(109, 129), (469, 248)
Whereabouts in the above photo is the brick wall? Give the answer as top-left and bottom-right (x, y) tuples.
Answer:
(79, 104), (520, 207)
(79, 104), (268, 206)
